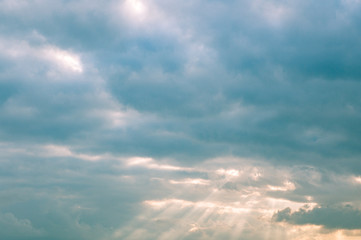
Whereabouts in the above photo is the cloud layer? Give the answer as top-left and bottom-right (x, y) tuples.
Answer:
(1, 0), (361, 239)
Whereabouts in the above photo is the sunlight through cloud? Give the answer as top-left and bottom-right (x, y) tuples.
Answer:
(43, 46), (83, 73)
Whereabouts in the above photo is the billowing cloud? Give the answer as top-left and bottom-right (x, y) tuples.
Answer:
(273, 205), (361, 230)
(1, 0), (361, 239)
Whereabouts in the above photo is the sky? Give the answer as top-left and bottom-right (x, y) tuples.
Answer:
(1, 0), (361, 239)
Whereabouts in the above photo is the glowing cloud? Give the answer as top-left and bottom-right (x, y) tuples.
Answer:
(121, 0), (148, 23)
(42, 46), (83, 73)
(0, 37), (83, 74)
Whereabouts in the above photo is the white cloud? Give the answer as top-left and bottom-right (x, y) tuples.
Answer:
(127, 156), (195, 171)
(353, 176), (361, 184)
(268, 181), (296, 192)
(169, 178), (210, 185)
(42, 46), (83, 73)
(0, 36), (84, 74)
(116, 0), (154, 25)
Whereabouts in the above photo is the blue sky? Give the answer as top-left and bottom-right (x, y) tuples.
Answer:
(1, 0), (361, 239)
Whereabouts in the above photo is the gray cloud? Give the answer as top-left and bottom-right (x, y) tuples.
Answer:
(273, 205), (361, 230)
(1, 0), (361, 168)
(0, 212), (43, 240)
(1, 142), (361, 239)
(1, 0), (361, 238)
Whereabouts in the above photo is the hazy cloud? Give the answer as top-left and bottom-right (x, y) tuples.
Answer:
(1, 0), (361, 238)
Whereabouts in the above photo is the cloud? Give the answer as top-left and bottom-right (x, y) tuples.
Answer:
(1, 0), (361, 168)
(1, 142), (361, 239)
(0, 36), (83, 74)
(273, 205), (361, 230)
(0, 212), (43, 239)
(1, 0), (361, 239)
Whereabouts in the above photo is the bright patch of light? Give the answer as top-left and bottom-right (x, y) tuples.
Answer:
(129, 0), (145, 15)
(43, 47), (83, 73)
(268, 181), (296, 191)
(144, 199), (252, 214)
(122, 0), (148, 22)
(0, 37), (84, 74)
(354, 176), (361, 184)
(127, 157), (195, 172)
(128, 157), (153, 166)
(188, 224), (201, 233)
(169, 178), (210, 185)
(216, 168), (240, 177)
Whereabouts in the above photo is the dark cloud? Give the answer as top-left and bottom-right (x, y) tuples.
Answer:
(273, 205), (361, 230)
(1, 0), (361, 169)
(1, 0), (361, 238)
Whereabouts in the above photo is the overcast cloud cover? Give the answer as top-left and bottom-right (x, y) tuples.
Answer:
(1, 0), (361, 239)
